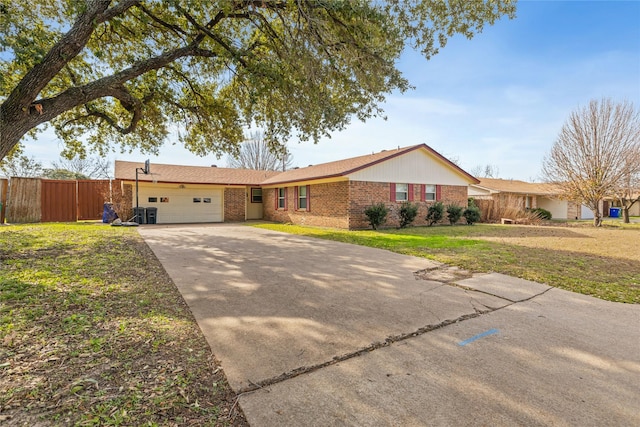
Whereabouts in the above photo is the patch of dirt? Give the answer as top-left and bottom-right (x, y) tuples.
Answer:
(414, 265), (473, 282)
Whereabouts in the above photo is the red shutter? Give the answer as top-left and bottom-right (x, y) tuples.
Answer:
(306, 185), (311, 212)
(275, 188), (279, 210)
(420, 184), (425, 202)
(436, 185), (442, 201)
(390, 183), (396, 202)
(294, 186), (299, 211)
(408, 184), (414, 201)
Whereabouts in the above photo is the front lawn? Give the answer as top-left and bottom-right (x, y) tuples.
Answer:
(253, 223), (640, 304)
(0, 223), (246, 426)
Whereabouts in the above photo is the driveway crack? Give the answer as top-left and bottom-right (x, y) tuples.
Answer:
(235, 285), (555, 395)
(235, 310), (491, 394)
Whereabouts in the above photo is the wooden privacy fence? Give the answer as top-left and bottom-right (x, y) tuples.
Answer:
(4, 178), (129, 223)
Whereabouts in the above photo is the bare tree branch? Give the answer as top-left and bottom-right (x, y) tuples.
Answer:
(227, 132), (293, 171)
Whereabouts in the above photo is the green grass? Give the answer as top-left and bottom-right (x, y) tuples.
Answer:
(0, 223), (244, 426)
(253, 223), (640, 304)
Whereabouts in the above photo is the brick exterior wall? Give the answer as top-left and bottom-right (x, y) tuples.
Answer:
(224, 187), (246, 221)
(262, 181), (350, 228)
(348, 181), (468, 229)
(567, 201), (580, 220)
(262, 180), (468, 229)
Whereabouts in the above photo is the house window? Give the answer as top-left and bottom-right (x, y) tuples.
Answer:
(160, 197), (169, 203)
(278, 188), (286, 209)
(395, 183), (408, 201)
(193, 198), (201, 203)
(148, 197), (158, 203)
(203, 198), (211, 203)
(297, 186), (308, 210)
(425, 185), (436, 201)
(251, 188), (263, 203)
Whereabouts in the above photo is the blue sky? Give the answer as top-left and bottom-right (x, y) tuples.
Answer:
(20, 0), (640, 181)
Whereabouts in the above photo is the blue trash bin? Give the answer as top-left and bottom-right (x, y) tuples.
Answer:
(102, 203), (118, 223)
(609, 207), (621, 218)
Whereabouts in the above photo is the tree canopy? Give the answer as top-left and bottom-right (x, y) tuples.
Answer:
(542, 98), (640, 226)
(0, 0), (516, 161)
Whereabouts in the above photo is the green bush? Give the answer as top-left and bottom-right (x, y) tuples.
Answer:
(446, 204), (463, 225)
(463, 205), (481, 225)
(398, 202), (418, 228)
(426, 202), (444, 226)
(364, 203), (389, 230)
(531, 207), (552, 220)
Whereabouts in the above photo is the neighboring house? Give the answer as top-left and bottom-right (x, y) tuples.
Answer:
(468, 178), (585, 220)
(115, 144), (478, 228)
(610, 193), (640, 217)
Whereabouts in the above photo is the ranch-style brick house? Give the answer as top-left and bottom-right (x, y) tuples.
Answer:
(468, 177), (591, 220)
(115, 144), (479, 228)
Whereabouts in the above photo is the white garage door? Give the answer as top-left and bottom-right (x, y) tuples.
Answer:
(140, 187), (223, 223)
(537, 198), (567, 220)
(581, 205), (594, 220)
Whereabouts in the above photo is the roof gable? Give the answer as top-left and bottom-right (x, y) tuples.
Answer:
(261, 144), (478, 186)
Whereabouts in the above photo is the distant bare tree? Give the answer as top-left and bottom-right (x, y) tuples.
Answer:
(612, 170), (640, 223)
(470, 164), (500, 178)
(0, 154), (43, 178)
(542, 98), (640, 227)
(227, 132), (293, 171)
(49, 155), (112, 179)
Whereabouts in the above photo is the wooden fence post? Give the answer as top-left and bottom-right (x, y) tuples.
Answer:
(0, 179), (8, 224)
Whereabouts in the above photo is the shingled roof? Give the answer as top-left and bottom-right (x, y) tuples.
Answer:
(115, 143), (477, 186)
(261, 144), (479, 185)
(475, 178), (559, 195)
(115, 161), (280, 185)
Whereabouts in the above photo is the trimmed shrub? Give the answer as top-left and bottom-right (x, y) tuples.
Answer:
(426, 202), (444, 226)
(364, 203), (389, 230)
(531, 207), (552, 220)
(446, 204), (463, 225)
(398, 202), (418, 228)
(463, 205), (481, 225)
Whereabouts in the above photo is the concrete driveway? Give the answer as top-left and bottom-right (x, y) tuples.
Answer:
(139, 224), (640, 426)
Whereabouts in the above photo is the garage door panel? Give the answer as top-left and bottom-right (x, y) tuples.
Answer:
(139, 186), (223, 223)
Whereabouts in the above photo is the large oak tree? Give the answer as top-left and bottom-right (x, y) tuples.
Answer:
(0, 0), (515, 161)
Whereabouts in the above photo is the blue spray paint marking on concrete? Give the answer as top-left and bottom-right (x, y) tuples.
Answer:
(458, 328), (499, 346)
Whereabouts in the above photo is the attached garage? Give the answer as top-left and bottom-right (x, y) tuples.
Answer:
(537, 197), (568, 220)
(138, 184), (223, 223)
(115, 161), (280, 224)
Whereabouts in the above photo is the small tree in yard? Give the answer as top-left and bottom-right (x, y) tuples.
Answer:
(364, 203), (389, 230)
(542, 98), (640, 227)
(398, 202), (418, 228)
(426, 202), (444, 226)
(463, 205), (481, 225)
(446, 204), (463, 225)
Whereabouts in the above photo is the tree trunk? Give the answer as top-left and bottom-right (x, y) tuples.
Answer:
(593, 209), (602, 227)
(622, 207), (630, 223)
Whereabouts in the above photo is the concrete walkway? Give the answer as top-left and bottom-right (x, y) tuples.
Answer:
(139, 224), (640, 427)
